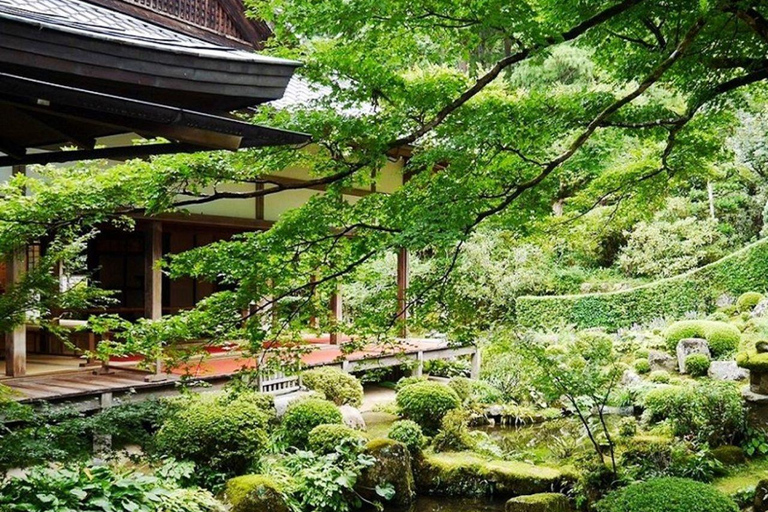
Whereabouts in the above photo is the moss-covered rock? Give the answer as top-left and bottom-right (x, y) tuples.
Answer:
(357, 439), (416, 507)
(225, 475), (289, 512)
(711, 445), (747, 466)
(506, 493), (571, 512)
(414, 452), (573, 498)
(737, 351), (768, 372)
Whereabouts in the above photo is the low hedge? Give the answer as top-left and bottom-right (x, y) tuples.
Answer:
(396, 381), (460, 434)
(596, 477), (738, 512)
(516, 238), (768, 331)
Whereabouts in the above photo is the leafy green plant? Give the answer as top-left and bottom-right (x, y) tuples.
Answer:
(301, 368), (364, 407)
(153, 394), (270, 483)
(432, 409), (474, 452)
(742, 427), (768, 457)
(685, 353), (711, 377)
(0, 462), (224, 512)
(279, 398), (343, 449)
(308, 424), (365, 455)
(281, 443), (390, 512)
(633, 358), (651, 374)
(395, 381), (460, 434)
(387, 420), (425, 453)
(649, 370), (671, 384)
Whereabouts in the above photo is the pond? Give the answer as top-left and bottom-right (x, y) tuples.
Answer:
(388, 496), (506, 512)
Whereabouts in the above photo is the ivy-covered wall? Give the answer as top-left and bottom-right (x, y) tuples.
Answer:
(515, 238), (768, 331)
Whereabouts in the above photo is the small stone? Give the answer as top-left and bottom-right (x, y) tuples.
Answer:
(339, 405), (366, 430)
(621, 370), (643, 388)
(486, 404), (505, 417)
(708, 361), (748, 381)
(648, 350), (677, 373)
(676, 338), (710, 373)
(757, 340), (768, 354)
(506, 493), (571, 512)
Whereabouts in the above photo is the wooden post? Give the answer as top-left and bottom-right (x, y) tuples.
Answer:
(396, 248), (409, 338)
(470, 347), (481, 379)
(144, 221), (164, 380)
(413, 351), (424, 377)
(5, 248), (26, 377)
(329, 285), (343, 345)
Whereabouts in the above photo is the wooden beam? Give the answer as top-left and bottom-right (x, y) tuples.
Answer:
(133, 212), (273, 231)
(329, 286), (343, 345)
(397, 248), (409, 338)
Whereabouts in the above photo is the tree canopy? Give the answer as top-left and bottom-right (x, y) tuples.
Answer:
(4, 0), (768, 364)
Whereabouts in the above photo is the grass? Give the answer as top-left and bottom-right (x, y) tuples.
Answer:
(713, 457), (768, 497)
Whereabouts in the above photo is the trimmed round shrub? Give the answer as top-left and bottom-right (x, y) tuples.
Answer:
(708, 311), (730, 322)
(737, 292), (764, 312)
(395, 375), (427, 391)
(447, 377), (473, 402)
(154, 394), (269, 476)
(307, 423), (365, 454)
(225, 475), (289, 512)
(596, 477), (738, 512)
(396, 381), (460, 434)
(664, 320), (740, 358)
(387, 420), (425, 453)
(301, 367), (364, 407)
(635, 348), (650, 360)
(633, 358), (651, 374)
(280, 398), (343, 449)
(649, 370), (670, 384)
(685, 353), (711, 377)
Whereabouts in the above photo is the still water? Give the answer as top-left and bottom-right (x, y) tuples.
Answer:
(388, 497), (506, 512)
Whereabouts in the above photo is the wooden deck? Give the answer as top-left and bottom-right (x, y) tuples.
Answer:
(4, 338), (478, 409)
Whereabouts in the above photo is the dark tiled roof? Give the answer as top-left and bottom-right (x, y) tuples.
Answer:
(0, 0), (295, 64)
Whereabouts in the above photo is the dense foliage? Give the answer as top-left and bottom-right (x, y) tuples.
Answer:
(596, 477), (738, 512)
(395, 381), (461, 434)
(517, 239), (768, 330)
(279, 398), (343, 449)
(301, 367), (364, 407)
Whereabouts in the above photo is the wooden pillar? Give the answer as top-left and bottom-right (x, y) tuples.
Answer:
(470, 347), (481, 379)
(396, 248), (409, 338)
(5, 248), (26, 377)
(144, 221), (164, 379)
(329, 285), (343, 345)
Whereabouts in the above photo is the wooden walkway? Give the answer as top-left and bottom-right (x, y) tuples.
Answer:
(4, 338), (478, 409)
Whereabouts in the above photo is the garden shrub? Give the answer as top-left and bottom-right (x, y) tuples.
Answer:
(307, 424), (365, 454)
(154, 394), (269, 477)
(617, 417), (637, 438)
(225, 475), (288, 512)
(388, 420), (425, 453)
(685, 353), (710, 377)
(709, 311), (731, 321)
(432, 409), (474, 452)
(737, 291), (764, 312)
(448, 377), (503, 405)
(649, 370), (670, 384)
(633, 359), (651, 374)
(301, 367), (364, 407)
(396, 381), (460, 434)
(641, 382), (745, 446)
(516, 238), (768, 331)
(596, 477), (738, 512)
(664, 320), (741, 357)
(280, 398), (343, 449)
(395, 375), (427, 391)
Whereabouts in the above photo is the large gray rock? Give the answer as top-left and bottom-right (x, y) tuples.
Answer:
(753, 299), (768, 318)
(340, 405), (366, 430)
(648, 350), (677, 373)
(621, 369), (643, 388)
(709, 361), (748, 381)
(357, 439), (415, 507)
(676, 338), (710, 373)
